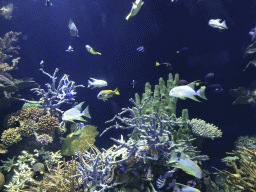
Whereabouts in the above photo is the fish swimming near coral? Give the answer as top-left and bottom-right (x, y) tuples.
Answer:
(88, 78), (107, 89)
(169, 81), (207, 102)
(66, 46), (74, 52)
(156, 175), (166, 189)
(62, 102), (91, 122)
(85, 45), (101, 55)
(97, 88), (120, 101)
(126, 0), (144, 20)
(156, 62), (172, 71)
(69, 122), (85, 137)
(68, 19), (79, 37)
(0, 3), (13, 19)
(167, 151), (203, 179)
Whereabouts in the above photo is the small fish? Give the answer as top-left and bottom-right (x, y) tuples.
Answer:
(66, 46), (74, 52)
(85, 45), (101, 55)
(65, 91), (76, 99)
(176, 47), (189, 53)
(169, 81), (207, 102)
(249, 27), (256, 41)
(40, 60), (44, 68)
(68, 19), (79, 37)
(97, 88), (120, 102)
(69, 122), (85, 137)
(175, 183), (200, 192)
(176, 79), (188, 86)
(156, 175), (166, 189)
(167, 151), (203, 179)
(208, 84), (223, 93)
(204, 72), (214, 81)
(156, 62), (172, 70)
(45, 0), (52, 6)
(208, 19), (228, 30)
(137, 46), (144, 52)
(88, 78), (107, 89)
(126, 0), (144, 20)
(62, 102), (91, 122)
(131, 80), (136, 88)
(0, 3), (13, 19)
(120, 165), (125, 172)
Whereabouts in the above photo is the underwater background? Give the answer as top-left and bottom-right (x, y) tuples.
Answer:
(1, 0), (256, 191)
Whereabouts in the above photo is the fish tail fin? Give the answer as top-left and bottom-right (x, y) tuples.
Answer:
(113, 88), (120, 95)
(222, 20), (228, 29)
(96, 52), (101, 55)
(82, 106), (91, 118)
(88, 80), (92, 88)
(197, 87), (207, 100)
(126, 13), (132, 20)
(156, 62), (160, 66)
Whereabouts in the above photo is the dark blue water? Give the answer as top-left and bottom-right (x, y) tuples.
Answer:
(1, 0), (256, 173)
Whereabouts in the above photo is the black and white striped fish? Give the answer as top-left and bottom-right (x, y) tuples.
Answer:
(156, 175), (166, 189)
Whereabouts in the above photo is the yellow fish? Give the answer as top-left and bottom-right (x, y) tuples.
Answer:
(167, 151), (202, 179)
(125, 0), (144, 21)
(97, 88), (120, 102)
(85, 45), (101, 55)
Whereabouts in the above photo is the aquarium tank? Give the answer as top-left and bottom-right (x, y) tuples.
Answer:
(0, 0), (256, 191)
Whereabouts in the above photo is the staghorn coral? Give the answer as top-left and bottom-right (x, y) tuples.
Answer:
(19, 119), (39, 137)
(37, 114), (59, 133)
(216, 147), (256, 192)
(189, 118), (223, 140)
(34, 147), (62, 165)
(61, 125), (98, 156)
(1, 128), (22, 146)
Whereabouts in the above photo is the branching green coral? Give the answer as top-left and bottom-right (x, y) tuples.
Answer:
(34, 147), (62, 165)
(0, 156), (15, 172)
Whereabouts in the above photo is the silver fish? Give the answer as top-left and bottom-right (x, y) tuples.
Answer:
(62, 102), (91, 122)
(68, 19), (79, 37)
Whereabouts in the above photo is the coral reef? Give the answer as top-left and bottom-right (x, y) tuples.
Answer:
(234, 135), (256, 149)
(37, 114), (59, 133)
(34, 147), (62, 165)
(34, 133), (53, 145)
(19, 119), (39, 137)
(61, 124), (99, 156)
(216, 147), (256, 192)
(134, 73), (179, 117)
(1, 128), (22, 146)
(0, 172), (5, 190)
(189, 118), (223, 140)
(20, 68), (85, 115)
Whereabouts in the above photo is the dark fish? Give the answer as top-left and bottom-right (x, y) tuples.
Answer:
(176, 79), (188, 86)
(208, 84), (223, 93)
(176, 47), (189, 53)
(204, 73), (214, 81)
(137, 46), (144, 52)
(45, 0), (52, 6)
(120, 165), (125, 172)
(156, 62), (172, 71)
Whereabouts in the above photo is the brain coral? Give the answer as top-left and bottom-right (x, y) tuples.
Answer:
(61, 125), (98, 156)
(19, 107), (44, 121)
(38, 114), (59, 133)
(1, 128), (22, 146)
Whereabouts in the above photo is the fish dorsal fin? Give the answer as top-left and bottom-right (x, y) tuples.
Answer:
(187, 80), (200, 90)
(90, 78), (97, 81)
(75, 101), (85, 111)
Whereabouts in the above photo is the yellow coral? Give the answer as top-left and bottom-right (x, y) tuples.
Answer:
(1, 128), (22, 146)
(61, 125), (98, 156)
(19, 119), (39, 137)
(38, 114), (59, 133)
